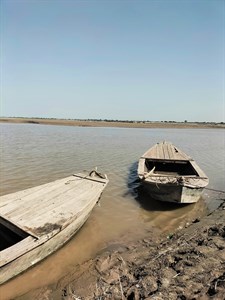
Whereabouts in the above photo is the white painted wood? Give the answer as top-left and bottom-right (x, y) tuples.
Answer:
(0, 171), (108, 284)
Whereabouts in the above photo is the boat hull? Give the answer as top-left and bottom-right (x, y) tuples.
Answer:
(0, 194), (98, 285)
(142, 181), (204, 204)
(0, 171), (108, 285)
(138, 142), (209, 204)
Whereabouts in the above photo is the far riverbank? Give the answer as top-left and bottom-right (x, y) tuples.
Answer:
(0, 117), (225, 129)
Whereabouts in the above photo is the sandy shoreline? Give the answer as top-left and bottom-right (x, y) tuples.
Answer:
(1, 117), (225, 129)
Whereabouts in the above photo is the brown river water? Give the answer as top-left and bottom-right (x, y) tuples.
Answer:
(0, 123), (224, 299)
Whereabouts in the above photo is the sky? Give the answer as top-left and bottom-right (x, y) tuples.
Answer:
(1, 0), (224, 122)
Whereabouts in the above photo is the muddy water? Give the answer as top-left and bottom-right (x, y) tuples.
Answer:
(0, 123), (224, 299)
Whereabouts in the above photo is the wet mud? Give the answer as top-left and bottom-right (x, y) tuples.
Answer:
(19, 193), (225, 300)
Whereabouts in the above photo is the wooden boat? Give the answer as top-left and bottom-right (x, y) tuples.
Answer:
(138, 141), (209, 204)
(0, 170), (108, 284)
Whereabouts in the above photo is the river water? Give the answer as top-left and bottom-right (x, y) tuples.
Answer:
(0, 123), (224, 299)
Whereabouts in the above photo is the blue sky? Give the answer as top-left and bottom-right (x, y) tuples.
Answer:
(1, 0), (224, 122)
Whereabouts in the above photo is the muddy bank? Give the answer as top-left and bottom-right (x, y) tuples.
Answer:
(1, 117), (225, 129)
(19, 192), (225, 300)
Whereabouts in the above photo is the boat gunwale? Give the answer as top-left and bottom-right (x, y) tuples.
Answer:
(140, 157), (194, 163)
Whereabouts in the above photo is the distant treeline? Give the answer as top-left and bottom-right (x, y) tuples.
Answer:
(1, 116), (224, 125)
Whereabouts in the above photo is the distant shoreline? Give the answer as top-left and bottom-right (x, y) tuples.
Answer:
(0, 117), (224, 129)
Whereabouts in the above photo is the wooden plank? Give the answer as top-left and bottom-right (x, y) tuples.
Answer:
(0, 224), (63, 267)
(0, 173), (102, 209)
(3, 179), (88, 219)
(167, 143), (173, 159)
(0, 207), (92, 284)
(0, 192), (98, 268)
(141, 141), (192, 161)
(0, 175), (105, 218)
(73, 173), (108, 184)
(1, 178), (107, 238)
(0, 177), (76, 214)
(11, 180), (103, 221)
(0, 177), (71, 207)
(0, 236), (36, 267)
(0, 172), (108, 284)
(17, 187), (102, 234)
(145, 174), (208, 179)
(158, 143), (164, 159)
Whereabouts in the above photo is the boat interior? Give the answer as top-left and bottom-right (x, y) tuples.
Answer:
(0, 217), (29, 251)
(145, 159), (199, 176)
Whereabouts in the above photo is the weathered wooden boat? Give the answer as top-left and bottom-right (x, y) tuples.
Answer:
(0, 170), (108, 284)
(138, 141), (209, 203)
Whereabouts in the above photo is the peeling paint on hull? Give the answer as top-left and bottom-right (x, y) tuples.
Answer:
(143, 182), (204, 204)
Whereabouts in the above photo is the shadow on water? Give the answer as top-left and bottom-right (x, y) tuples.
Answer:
(127, 161), (140, 197)
(127, 161), (190, 212)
